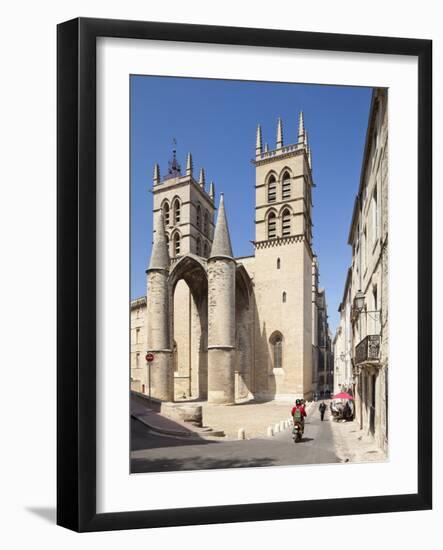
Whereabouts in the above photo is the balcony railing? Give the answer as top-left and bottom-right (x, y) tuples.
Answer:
(355, 334), (381, 365)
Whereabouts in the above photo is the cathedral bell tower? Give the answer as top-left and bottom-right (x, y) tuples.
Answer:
(151, 146), (216, 261)
(252, 113), (314, 400)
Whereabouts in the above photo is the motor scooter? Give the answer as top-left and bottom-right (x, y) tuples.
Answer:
(292, 421), (303, 443)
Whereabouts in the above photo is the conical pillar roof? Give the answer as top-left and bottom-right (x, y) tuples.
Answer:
(148, 211), (170, 270)
(210, 194), (233, 259)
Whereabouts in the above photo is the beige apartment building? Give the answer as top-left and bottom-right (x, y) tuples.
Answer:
(131, 113), (331, 404)
(334, 88), (388, 452)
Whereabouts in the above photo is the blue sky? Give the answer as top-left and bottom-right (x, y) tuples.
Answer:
(131, 76), (372, 331)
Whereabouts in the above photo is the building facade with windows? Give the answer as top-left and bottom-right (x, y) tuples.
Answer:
(131, 113), (329, 403)
(334, 88), (388, 452)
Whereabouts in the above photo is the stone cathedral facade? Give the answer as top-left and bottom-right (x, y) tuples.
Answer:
(130, 113), (330, 404)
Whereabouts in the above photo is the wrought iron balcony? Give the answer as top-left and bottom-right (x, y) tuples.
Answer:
(355, 334), (381, 365)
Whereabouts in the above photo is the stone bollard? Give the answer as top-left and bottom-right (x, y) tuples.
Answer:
(267, 426), (274, 437)
(238, 428), (245, 440)
(274, 423), (280, 433)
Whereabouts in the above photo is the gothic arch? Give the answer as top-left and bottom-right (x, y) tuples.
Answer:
(169, 253), (208, 292)
(265, 170), (279, 183)
(168, 254), (208, 400)
(278, 203), (293, 217)
(278, 166), (293, 181)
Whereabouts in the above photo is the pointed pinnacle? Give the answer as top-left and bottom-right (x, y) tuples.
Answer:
(210, 193), (233, 258)
(298, 111), (305, 143)
(264, 143), (269, 153)
(256, 124), (262, 156)
(153, 163), (160, 185)
(186, 152), (193, 176)
(276, 117), (283, 149)
(304, 130), (309, 148)
(198, 168), (206, 188)
(148, 211), (170, 270)
(308, 147), (312, 169)
(209, 181), (215, 201)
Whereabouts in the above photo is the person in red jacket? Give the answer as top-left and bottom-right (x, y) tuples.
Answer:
(291, 399), (307, 431)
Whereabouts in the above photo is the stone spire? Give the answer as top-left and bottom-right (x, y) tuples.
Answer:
(153, 163), (160, 186)
(209, 181), (215, 201)
(264, 143), (269, 153)
(256, 124), (262, 156)
(210, 193), (233, 258)
(148, 211), (170, 270)
(298, 111), (305, 144)
(186, 152), (193, 177)
(276, 117), (283, 149)
(198, 168), (206, 189)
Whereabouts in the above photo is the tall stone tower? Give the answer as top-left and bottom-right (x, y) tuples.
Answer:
(152, 147), (215, 260)
(252, 113), (314, 399)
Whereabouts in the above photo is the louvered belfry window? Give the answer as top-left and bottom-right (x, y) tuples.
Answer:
(282, 172), (291, 199)
(282, 209), (291, 237)
(268, 176), (277, 202)
(268, 212), (277, 239)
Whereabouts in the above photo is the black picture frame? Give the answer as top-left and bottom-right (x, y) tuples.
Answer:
(57, 17), (432, 532)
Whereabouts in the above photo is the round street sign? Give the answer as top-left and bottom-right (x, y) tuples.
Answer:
(146, 353), (154, 362)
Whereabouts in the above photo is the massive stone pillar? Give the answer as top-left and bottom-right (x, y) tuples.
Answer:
(146, 211), (173, 401)
(207, 194), (236, 404)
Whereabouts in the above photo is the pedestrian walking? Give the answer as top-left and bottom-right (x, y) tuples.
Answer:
(319, 401), (326, 421)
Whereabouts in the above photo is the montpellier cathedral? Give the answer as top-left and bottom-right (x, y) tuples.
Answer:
(130, 113), (331, 404)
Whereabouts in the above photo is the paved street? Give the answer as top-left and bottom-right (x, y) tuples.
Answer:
(131, 407), (339, 473)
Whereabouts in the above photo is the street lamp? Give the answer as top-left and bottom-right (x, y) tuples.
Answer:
(353, 290), (365, 315)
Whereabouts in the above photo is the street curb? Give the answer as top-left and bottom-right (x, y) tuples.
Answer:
(131, 413), (196, 439)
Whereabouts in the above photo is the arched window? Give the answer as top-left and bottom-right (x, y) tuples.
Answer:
(165, 233), (170, 249)
(270, 331), (283, 370)
(196, 237), (202, 256)
(267, 175), (277, 202)
(173, 233), (181, 257)
(282, 208), (291, 237)
(196, 204), (202, 228)
(282, 291), (287, 303)
(282, 171), (291, 199)
(203, 211), (209, 236)
(268, 211), (277, 239)
(203, 241), (209, 257)
(173, 199), (181, 224)
(163, 202), (170, 226)
(277, 258), (281, 269)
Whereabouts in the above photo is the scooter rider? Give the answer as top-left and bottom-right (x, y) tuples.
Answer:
(291, 399), (307, 432)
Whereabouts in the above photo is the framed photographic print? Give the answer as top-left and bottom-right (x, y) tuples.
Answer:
(57, 17), (432, 532)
